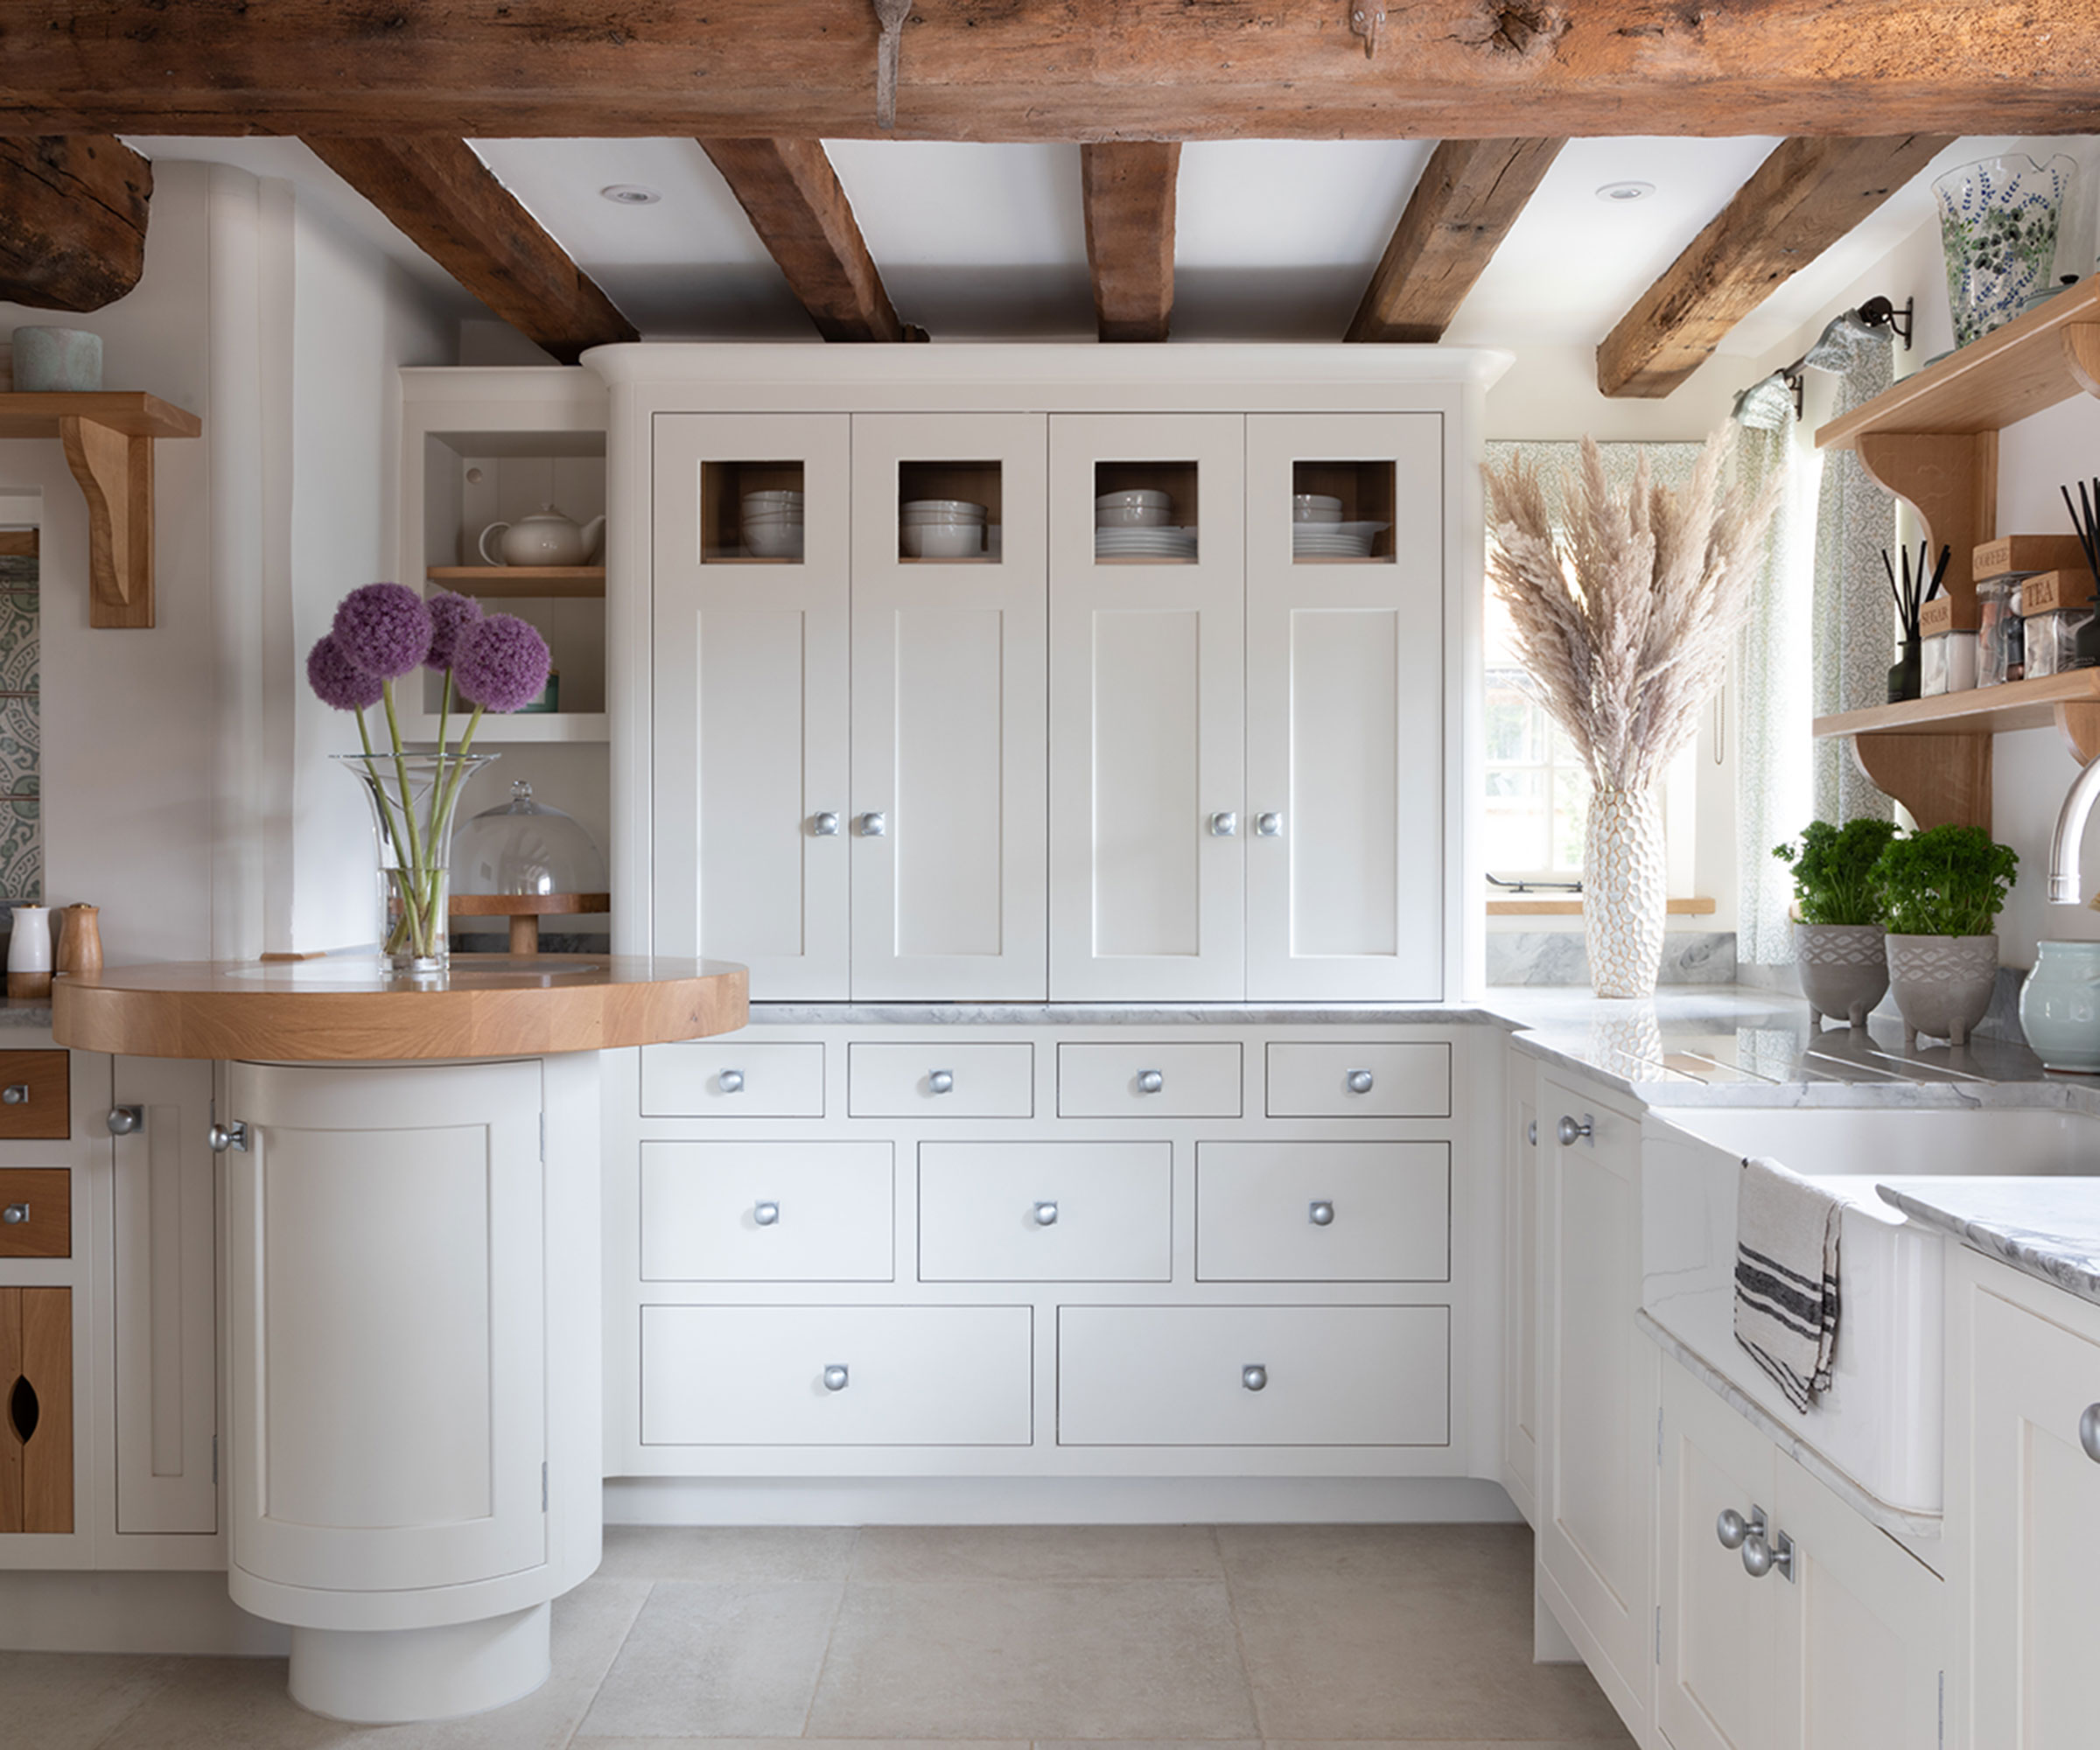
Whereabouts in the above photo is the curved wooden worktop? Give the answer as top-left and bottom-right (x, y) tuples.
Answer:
(52, 956), (748, 1061)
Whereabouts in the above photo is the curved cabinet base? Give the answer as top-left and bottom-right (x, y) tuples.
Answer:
(288, 1604), (550, 1723)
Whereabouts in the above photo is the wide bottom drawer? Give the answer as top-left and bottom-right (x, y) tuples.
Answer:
(1057, 1305), (1449, 1446)
(640, 1304), (1033, 1446)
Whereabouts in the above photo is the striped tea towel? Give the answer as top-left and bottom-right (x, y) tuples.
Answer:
(1733, 1155), (1841, 1414)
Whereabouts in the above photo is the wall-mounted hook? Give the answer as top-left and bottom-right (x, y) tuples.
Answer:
(1349, 0), (1386, 56)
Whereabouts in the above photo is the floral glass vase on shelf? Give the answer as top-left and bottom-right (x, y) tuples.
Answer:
(1484, 431), (1781, 998)
(307, 584), (552, 980)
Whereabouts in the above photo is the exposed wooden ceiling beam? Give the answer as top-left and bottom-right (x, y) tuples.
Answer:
(1347, 137), (1564, 345)
(1081, 142), (1180, 344)
(698, 138), (906, 343)
(0, 135), (150, 312)
(1598, 134), (1956, 399)
(3, 4), (2095, 139)
(304, 136), (637, 365)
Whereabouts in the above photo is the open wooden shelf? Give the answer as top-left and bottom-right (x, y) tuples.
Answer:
(1814, 670), (2100, 747)
(427, 565), (605, 598)
(0, 391), (202, 628)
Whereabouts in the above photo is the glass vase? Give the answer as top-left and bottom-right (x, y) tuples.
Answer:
(1583, 785), (1667, 999)
(337, 752), (498, 978)
(1934, 154), (2076, 346)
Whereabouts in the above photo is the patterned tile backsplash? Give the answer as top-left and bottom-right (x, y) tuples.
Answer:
(0, 550), (40, 910)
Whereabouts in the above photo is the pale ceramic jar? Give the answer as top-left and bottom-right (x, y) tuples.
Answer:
(11, 326), (102, 392)
(1886, 932), (1999, 1048)
(477, 506), (605, 568)
(1584, 786), (1666, 998)
(2018, 939), (2100, 1073)
(1795, 920), (1889, 1029)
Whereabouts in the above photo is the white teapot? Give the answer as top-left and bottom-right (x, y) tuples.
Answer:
(477, 505), (606, 568)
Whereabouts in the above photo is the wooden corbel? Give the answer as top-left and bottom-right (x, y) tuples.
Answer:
(1349, 0), (1387, 56)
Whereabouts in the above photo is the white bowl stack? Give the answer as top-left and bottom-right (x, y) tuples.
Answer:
(901, 498), (987, 558)
(741, 490), (804, 558)
(1096, 489), (1196, 560)
(1292, 494), (1388, 558)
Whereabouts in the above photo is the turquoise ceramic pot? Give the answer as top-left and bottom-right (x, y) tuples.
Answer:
(2019, 940), (2100, 1073)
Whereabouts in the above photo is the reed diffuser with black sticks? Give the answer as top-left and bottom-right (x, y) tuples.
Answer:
(1885, 539), (1950, 702)
(2065, 477), (2100, 669)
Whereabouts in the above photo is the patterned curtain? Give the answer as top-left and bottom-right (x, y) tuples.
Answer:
(1811, 340), (1899, 822)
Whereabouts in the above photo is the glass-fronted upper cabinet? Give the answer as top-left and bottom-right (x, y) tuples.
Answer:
(1290, 458), (1396, 564)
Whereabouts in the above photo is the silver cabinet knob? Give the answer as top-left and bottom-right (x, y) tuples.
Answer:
(1208, 811), (1238, 837)
(718, 1068), (746, 1094)
(811, 811), (841, 836)
(1136, 1069), (1164, 1095)
(754, 1200), (780, 1227)
(1254, 812), (1284, 837)
(1032, 1200), (1059, 1227)
(1, 1083), (28, 1105)
(822, 1364), (850, 1392)
(1741, 1525), (1794, 1582)
(1527, 1119), (1538, 1146)
(1242, 1364), (1269, 1392)
(1716, 1507), (1753, 1550)
(1308, 1200), (1335, 1227)
(1346, 1068), (1374, 1095)
(2, 1202), (26, 1226)
(2079, 1404), (2100, 1464)
(928, 1069), (954, 1095)
(106, 1104), (143, 1136)
(1558, 1114), (1593, 1146)
(858, 811), (887, 837)
(206, 1121), (249, 1154)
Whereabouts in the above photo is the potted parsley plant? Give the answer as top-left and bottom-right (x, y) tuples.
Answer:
(1773, 818), (1901, 1028)
(1872, 823), (2019, 1048)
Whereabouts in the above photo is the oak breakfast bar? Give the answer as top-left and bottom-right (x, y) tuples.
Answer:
(50, 955), (748, 1724)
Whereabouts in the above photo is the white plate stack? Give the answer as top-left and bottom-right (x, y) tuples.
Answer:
(1292, 493), (1390, 559)
(901, 498), (987, 558)
(741, 490), (804, 558)
(1096, 489), (1196, 560)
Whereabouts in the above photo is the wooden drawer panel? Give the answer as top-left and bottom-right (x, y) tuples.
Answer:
(0, 1285), (73, 1533)
(640, 1304), (1032, 1446)
(641, 1041), (824, 1117)
(1057, 1304), (1448, 1446)
(848, 1042), (1033, 1118)
(0, 1052), (68, 1140)
(919, 1142), (1171, 1282)
(640, 1142), (893, 1282)
(1056, 1042), (1242, 1117)
(0, 1168), (69, 1259)
(1196, 1142), (1449, 1282)
(1264, 1041), (1450, 1117)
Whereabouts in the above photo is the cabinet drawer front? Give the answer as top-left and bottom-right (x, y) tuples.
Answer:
(642, 1041), (824, 1117)
(0, 1052), (68, 1140)
(640, 1304), (1033, 1446)
(1056, 1042), (1242, 1117)
(849, 1042), (1033, 1117)
(1264, 1042), (1449, 1117)
(919, 1143), (1171, 1282)
(1058, 1305), (1448, 1446)
(640, 1142), (893, 1282)
(0, 1167), (69, 1258)
(1196, 1143), (1448, 1282)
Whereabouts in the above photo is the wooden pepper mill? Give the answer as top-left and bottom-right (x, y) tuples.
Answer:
(55, 904), (102, 976)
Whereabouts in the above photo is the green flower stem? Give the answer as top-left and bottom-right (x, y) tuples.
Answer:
(378, 680), (431, 955)
(355, 708), (424, 955)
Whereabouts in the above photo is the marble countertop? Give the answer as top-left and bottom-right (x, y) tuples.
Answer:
(1877, 1180), (2100, 1309)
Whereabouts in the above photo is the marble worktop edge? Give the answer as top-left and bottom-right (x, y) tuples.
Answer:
(746, 1002), (1511, 1028)
(1876, 1183), (2100, 1311)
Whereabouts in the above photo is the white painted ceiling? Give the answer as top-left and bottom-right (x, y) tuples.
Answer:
(127, 132), (2100, 374)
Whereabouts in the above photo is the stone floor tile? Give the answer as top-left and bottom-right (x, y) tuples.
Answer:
(807, 1578), (1256, 1742)
(597, 1523), (859, 1584)
(0, 1651), (181, 1750)
(853, 1524), (1223, 1582)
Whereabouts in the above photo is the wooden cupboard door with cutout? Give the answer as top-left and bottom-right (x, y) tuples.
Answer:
(0, 1285), (74, 1535)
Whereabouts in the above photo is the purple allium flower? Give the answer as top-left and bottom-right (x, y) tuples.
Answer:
(306, 634), (384, 710)
(452, 613), (552, 713)
(332, 582), (431, 679)
(424, 591), (484, 673)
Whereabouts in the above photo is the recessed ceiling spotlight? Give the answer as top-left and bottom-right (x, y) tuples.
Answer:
(1596, 181), (1656, 204)
(600, 184), (662, 206)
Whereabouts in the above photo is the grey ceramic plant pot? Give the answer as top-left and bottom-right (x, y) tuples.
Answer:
(1886, 932), (1999, 1048)
(1795, 921), (1889, 1028)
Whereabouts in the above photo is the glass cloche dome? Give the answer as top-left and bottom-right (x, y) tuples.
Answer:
(452, 780), (608, 897)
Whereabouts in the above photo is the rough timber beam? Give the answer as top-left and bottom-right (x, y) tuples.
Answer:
(698, 139), (906, 342)
(304, 136), (637, 365)
(1, 4), (2095, 140)
(1081, 142), (1180, 343)
(0, 135), (150, 312)
(1598, 134), (1956, 399)
(1347, 137), (1564, 344)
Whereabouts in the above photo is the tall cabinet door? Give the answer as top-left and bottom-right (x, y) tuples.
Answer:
(1048, 414), (1246, 1001)
(653, 413), (852, 998)
(850, 413), (1047, 1000)
(1244, 413), (1445, 1000)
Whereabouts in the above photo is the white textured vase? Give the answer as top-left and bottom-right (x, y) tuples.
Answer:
(1584, 786), (1667, 998)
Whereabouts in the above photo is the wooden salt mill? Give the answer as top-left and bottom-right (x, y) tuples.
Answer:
(56, 904), (102, 976)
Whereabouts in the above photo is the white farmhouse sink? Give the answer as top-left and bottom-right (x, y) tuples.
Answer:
(1642, 1104), (2100, 1516)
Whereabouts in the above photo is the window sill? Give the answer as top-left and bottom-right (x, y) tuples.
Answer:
(1486, 897), (1718, 917)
